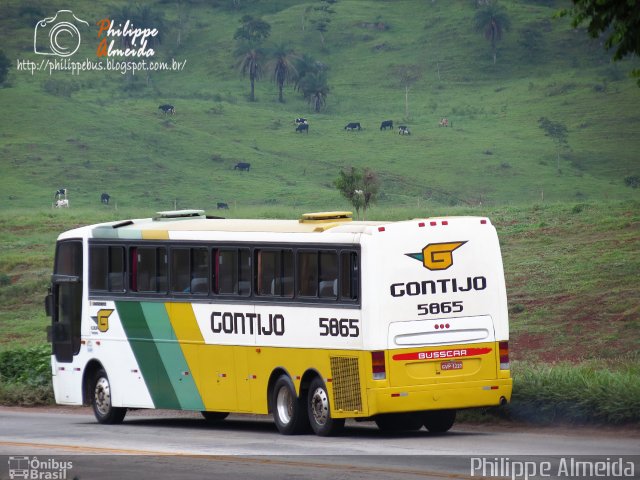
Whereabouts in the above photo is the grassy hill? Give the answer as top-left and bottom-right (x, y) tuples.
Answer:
(0, 0), (639, 211)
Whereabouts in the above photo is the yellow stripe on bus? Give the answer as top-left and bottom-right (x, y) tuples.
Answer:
(165, 302), (211, 409)
(141, 230), (170, 240)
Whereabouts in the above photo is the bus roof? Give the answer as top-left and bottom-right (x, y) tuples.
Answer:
(56, 210), (493, 241)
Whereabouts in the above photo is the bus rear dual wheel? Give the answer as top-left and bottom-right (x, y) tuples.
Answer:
(272, 375), (344, 436)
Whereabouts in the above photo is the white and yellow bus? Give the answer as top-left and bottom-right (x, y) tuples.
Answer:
(45, 210), (512, 436)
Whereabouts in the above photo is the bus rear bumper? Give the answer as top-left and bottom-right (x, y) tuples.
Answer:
(366, 378), (512, 416)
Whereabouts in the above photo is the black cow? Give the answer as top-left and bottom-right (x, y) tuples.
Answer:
(295, 118), (308, 125)
(217, 202), (229, 210)
(398, 125), (411, 135)
(159, 104), (175, 114)
(54, 188), (67, 199)
(234, 162), (251, 171)
(296, 123), (309, 133)
(344, 122), (361, 131)
(101, 193), (110, 205)
(380, 120), (393, 130)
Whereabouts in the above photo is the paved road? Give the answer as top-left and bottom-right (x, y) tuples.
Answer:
(0, 407), (638, 479)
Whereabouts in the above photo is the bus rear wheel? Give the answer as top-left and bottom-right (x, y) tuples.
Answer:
(307, 378), (344, 436)
(374, 413), (424, 433)
(423, 409), (456, 433)
(92, 369), (126, 424)
(272, 375), (309, 435)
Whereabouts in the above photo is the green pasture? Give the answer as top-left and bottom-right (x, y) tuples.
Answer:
(0, 0), (638, 212)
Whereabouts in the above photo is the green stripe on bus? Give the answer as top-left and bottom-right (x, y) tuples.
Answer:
(115, 301), (181, 410)
(140, 302), (204, 411)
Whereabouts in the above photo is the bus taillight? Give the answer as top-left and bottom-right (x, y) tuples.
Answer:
(371, 351), (386, 380)
(499, 341), (510, 370)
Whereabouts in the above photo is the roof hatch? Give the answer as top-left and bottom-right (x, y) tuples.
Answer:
(153, 209), (205, 221)
(299, 211), (353, 224)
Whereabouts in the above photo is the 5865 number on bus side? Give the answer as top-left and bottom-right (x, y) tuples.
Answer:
(319, 317), (360, 337)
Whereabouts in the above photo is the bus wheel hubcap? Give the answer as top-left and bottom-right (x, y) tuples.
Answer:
(95, 377), (111, 416)
(310, 387), (329, 426)
(276, 387), (293, 424)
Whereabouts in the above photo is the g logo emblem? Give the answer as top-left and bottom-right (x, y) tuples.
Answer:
(96, 309), (113, 332)
(406, 241), (467, 271)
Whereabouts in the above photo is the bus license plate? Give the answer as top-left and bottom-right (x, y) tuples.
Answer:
(441, 361), (463, 371)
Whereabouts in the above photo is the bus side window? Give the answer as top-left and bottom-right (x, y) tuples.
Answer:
(256, 249), (293, 297)
(297, 251), (318, 297)
(89, 246), (108, 291)
(170, 248), (190, 293)
(238, 249), (251, 295)
(318, 250), (338, 299)
(134, 247), (168, 293)
(108, 246), (125, 292)
(89, 245), (124, 292)
(340, 251), (359, 301)
(190, 247), (209, 294)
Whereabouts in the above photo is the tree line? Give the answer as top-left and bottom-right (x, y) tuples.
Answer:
(234, 14), (330, 111)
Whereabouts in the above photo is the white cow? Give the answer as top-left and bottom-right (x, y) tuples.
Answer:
(55, 199), (69, 208)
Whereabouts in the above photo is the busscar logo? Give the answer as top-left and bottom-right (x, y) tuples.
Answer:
(406, 241), (467, 271)
(34, 10), (89, 57)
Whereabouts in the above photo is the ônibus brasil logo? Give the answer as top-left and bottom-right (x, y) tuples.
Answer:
(405, 241), (467, 271)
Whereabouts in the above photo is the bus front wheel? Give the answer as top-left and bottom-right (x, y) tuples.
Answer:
(92, 369), (126, 424)
(423, 409), (456, 433)
(272, 375), (309, 435)
(307, 378), (344, 436)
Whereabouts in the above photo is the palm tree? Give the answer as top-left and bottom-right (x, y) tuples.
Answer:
(236, 45), (264, 102)
(298, 71), (329, 112)
(269, 44), (298, 103)
(474, 3), (511, 64)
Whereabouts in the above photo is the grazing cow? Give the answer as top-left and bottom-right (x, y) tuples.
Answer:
(295, 118), (308, 125)
(380, 120), (393, 130)
(439, 118), (449, 127)
(55, 199), (69, 208)
(101, 193), (110, 205)
(296, 123), (309, 133)
(217, 202), (229, 210)
(344, 122), (361, 131)
(234, 162), (251, 171)
(159, 104), (175, 115)
(398, 125), (411, 135)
